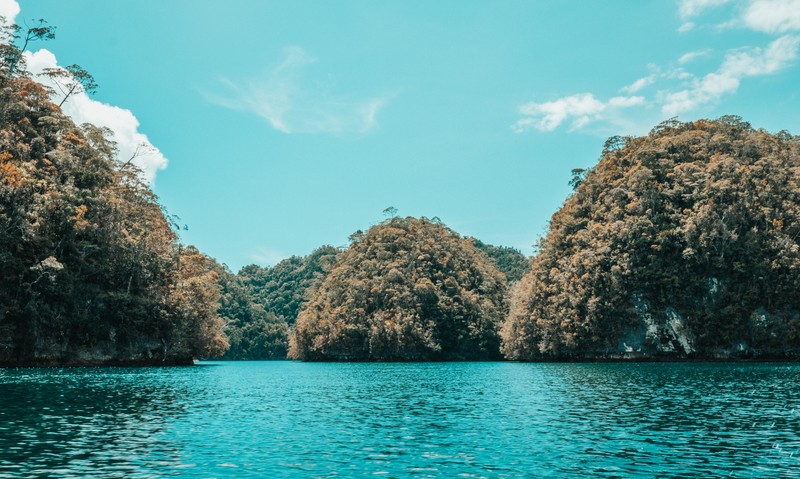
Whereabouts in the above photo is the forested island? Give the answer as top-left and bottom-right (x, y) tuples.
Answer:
(289, 217), (509, 361)
(502, 118), (800, 360)
(2, 19), (799, 365)
(0, 22), (229, 366)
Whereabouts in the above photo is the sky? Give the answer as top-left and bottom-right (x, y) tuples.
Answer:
(5, 0), (800, 271)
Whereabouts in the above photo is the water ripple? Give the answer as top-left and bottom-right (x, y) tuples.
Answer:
(1, 362), (799, 478)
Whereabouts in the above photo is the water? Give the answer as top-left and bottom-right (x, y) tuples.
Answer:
(1, 362), (799, 478)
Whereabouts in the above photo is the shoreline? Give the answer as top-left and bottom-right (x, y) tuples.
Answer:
(7, 356), (800, 368)
(0, 357), (195, 368)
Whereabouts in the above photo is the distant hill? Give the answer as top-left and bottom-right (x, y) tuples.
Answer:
(238, 246), (339, 325)
(471, 240), (530, 283)
(502, 117), (800, 360)
(220, 246), (338, 359)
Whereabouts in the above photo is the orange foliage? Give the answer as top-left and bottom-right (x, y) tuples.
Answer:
(0, 152), (24, 188)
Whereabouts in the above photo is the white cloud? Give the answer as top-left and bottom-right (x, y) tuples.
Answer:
(515, 0), (800, 135)
(724, 34), (800, 74)
(512, 93), (644, 132)
(24, 50), (168, 183)
(741, 0), (800, 33)
(0, 0), (19, 26)
(678, 49), (712, 63)
(662, 34), (800, 115)
(621, 75), (656, 94)
(671, 0), (800, 96)
(207, 46), (389, 135)
(677, 0), (733, 30)
(678, 0), (733, 19)
(608, 96), (647, 107)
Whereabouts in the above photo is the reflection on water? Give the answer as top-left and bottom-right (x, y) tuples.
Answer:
(1, 362), (799, 478)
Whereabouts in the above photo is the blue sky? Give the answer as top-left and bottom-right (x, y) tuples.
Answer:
(8, 0), (800, 270)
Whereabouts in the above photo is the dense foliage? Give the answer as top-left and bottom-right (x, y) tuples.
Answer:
(217, 269), (288, 360)
(0, 25), (227, 365)
(238, 246), (338, 325)
(471, 240), (530, 283)
(289, 217), (507, 361)
(502, 118), (800, 360)
(217, 246), (338, 359)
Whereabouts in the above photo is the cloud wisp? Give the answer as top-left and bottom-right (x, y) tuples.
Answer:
(662, 34), (800, 116)
(513, 0), (800, 135)
(677, 0), (733, 31)
(621, 75), (657, 94)
(513, 94), (645, 133)
(678, 49), (712, 64)
(207, 46), (390, 135)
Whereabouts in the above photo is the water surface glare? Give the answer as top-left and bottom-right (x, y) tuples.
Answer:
(1, 362), (799, 478)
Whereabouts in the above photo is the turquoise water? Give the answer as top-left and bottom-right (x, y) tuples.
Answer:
(1, 362), (799, 478)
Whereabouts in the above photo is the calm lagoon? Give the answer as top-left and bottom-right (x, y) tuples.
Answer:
(1, 362), (799, 478)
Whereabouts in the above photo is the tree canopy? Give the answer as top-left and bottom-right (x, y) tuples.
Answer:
(502, 117), (800, 360)
(289, 217), (508, 361)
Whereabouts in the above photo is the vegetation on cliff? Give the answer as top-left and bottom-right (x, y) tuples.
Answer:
(289, 217), (507, 361)
(502, 117), (800, 360)
(7, 19), (800, 366)
(0, 21), (227, 365)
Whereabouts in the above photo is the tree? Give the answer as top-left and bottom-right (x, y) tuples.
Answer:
(0, 18), (55, 75)
(219, 246), (339, 359)
(0, 37), (228, 365)
(40, 64), (98, 107)
(238, 246), (338, 325)
(471, 239), (531, 283)
(217, 267), (290, 360)
(569, 168), (589, 190)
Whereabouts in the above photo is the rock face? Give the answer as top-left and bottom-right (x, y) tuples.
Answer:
(502, 118), (800, 360)
(289, 217), (508, 361)
(0, 345), (194, 367)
